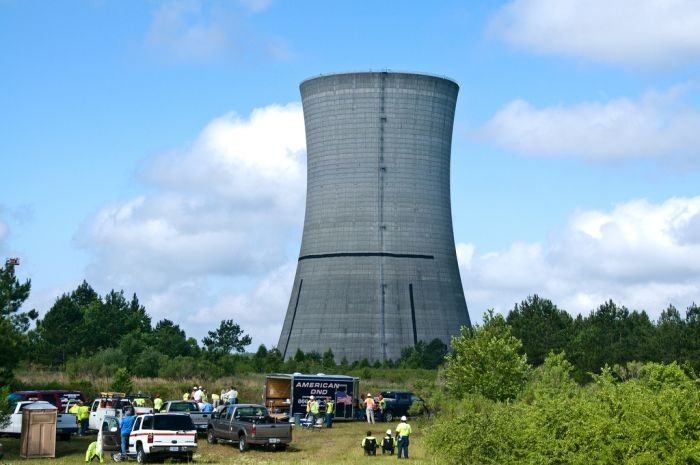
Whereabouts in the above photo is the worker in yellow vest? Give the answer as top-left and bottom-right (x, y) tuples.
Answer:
(78, 401), (90, 436)
(395, 416), (412, 459)
(182, 391), (190, 400)
(211, 392), (220, 408)
(153, 394), (163, 413)
(325, 399), (334, 428)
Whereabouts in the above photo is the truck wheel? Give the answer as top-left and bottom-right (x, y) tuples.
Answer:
(136, 445), (148, 463)
(59, 433), (71, 441)
(207, 428), (217, 444)
(238, 434), (248, 452)
(385, 411), (393, 423)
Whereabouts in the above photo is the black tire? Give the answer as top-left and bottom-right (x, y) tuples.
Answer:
(385, 411), (394, 423)
(136, 444), (148, 463)
(238, 434), (248, 452)
(274, 444), (287, 452)
(59, 433), (71, 441)
(112, 452), (123, 462)
(207, 429), (217, 444)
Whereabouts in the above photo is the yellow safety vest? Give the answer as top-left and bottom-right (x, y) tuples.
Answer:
(153, 398), (163, 411)
(396, 422), (412, 437)
(326, 401), (334, 414)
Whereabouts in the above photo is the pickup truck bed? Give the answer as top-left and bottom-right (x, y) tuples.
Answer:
(206, 404), (292, 452)
(0, 401), (78, 440)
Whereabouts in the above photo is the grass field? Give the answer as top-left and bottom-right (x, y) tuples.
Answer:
(0, 418), (434, 465)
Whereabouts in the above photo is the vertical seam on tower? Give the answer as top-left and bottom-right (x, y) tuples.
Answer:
(379, 72), (387, 362)
(283, 278), (303, 359)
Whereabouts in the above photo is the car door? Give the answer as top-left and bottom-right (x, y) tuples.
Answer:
(89, 399), (101, 430)
(101, 416), (121, 451)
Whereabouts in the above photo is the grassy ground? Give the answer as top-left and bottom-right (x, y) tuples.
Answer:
(0, 418), (434, 465)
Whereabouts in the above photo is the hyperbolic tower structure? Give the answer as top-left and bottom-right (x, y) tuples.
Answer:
(277, 71), (470, 362)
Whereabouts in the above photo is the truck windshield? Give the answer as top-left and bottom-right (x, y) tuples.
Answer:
(154, 415), (195, 431)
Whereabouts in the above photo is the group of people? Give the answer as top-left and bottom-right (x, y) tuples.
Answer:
(182, 385), (239, 411)
(68, 400), (90, 436)
(361, 393), (387, 424)
(304, 395), (335, 428)
(361, 415), (412, 459)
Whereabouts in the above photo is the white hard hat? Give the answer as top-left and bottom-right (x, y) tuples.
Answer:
(386, 429), (392, 435)
(309, 395), (315, 400)
(367, 393), (372, 396)
(401, 416), (407, 421)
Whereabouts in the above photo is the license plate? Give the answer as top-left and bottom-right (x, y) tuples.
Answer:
(169, 447), (179, 452)
(269, 438), (280, 444)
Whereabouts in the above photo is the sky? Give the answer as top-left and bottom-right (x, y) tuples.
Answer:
(2, 0), (700, 350)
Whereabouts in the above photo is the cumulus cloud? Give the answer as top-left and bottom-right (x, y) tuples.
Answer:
(78, 103), (305, 345)
(145, 0), (285, 64)
(460, 196), (700, 322)
(477, 85), (700, 160)
(489, 0), (700, 67)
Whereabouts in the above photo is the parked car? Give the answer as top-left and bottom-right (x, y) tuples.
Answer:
(8, 390), (84, 411)
(379, 391), (425, 422)
(160, 400), (212, 433)
(207, 404), (292, 452)
(0, 400), (78, 440)
(104, 413), (197, 463)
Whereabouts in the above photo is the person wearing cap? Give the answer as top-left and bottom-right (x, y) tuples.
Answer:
(395, 416), (412, 459)
(382, 428), (395, 455)
(364, 393), (375, 424)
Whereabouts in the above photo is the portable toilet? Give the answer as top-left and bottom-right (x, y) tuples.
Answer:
(20, 402), (57, 458)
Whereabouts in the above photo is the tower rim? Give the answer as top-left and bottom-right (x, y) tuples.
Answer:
(299, 70), (459, 89)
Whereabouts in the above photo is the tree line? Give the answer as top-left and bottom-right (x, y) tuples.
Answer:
(423, 311), (700, 464)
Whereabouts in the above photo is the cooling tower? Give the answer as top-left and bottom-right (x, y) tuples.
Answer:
(277, 71), (470, 362)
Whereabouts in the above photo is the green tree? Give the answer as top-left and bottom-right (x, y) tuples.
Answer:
(0, 261), (36, 385)
(445, 310), (530, 402)
(148, 319), (193, 358)
(110, 367), (133, 393)
(202, 319), (251, 354)
(31, 294), (85, 366)
(507, 294), (573, 366)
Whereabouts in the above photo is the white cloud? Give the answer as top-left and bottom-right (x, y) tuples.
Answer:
(477, 86), (700, 160)
(489, 0), (700, 66)
(460, 196), (700, 322)
(146, 0), (231, 63)
(78, 103), (305, 346)
(144, 0), (287, 64)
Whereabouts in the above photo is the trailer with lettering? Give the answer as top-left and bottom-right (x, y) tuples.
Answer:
(263, 373), (359, 421)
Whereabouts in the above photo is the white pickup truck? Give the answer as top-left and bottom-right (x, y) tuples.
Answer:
(88, 395), (153, 431)
(0, 401), (78, 440)
(104, 413), (197, 463)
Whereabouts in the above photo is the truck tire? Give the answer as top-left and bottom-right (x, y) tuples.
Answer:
(207, 428), (217, 444)
(238, 434), (248, 452)
(136, 444), (148, 463)
(385, 411), (394, 423)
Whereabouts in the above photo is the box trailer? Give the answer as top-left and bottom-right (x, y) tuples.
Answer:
(264, 373), (359, 421)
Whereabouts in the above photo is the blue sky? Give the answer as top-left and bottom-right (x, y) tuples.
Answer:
(2, 0), (700, 349)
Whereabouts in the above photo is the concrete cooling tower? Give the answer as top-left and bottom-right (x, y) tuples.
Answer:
(277, 71), (470, 362)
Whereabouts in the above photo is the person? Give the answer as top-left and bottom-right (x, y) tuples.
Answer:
(201, 401), (214, 412)
(361, 431), (377, 456)
(211, 391), (220, 408)
(153, 394), (163, 413)
(309, 396), (320, 423)
(119, 409), (136, 458)
(325, 399), (334, 428)
(134, 392), (146, 407)
(225, 386), (237, 405)
(78, 401), (90, 436)
(395, 415), (412, 459)
(193, 386), (203, 403)
(382, 429), (395, 455)
(306, 396), (314, 417)
(365, 393), (375, 424)
(378, 395), (386, 421)
(182, 390), (190, 400)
